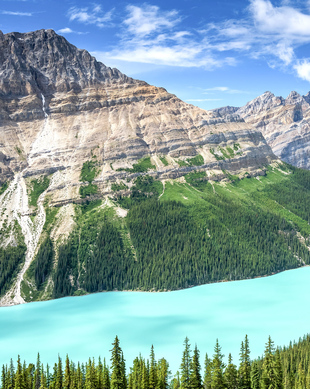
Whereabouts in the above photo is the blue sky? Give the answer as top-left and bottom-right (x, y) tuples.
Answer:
(2, 0), (310, 109)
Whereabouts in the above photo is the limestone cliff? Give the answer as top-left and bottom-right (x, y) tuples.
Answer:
(0, 29), (278, 306)
(234, 91), (310, 169)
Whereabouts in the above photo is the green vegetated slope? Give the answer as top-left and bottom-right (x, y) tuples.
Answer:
(32, 163), (310, 300)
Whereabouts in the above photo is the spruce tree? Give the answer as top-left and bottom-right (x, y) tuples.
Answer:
(203, 354), (212, 389)
(102, 359), (110, 389)
(157, 358), (170, 389)
(250, 361), (260, 389)
(149, 346), (157, 389)
(238, 335), (251, 389)
(211, 339), (225, 389)
(76, 363), (83, 389)
(261, 336), (276, 389)
(180, 337), (192, 389)
(110, 336), (126, 389)
(190, 345), (202, 389)
(170, 372), (180, 389)
(2, 365), (6, 389)
(55, 358), (63, 389)
(39, 365), (47, 389)
(274, 350), (283, 389)
(14, 356), (23, 389)
(35, 355), (41, 389)
(224, 354), (238, 389)
(64, 356), (71, 389)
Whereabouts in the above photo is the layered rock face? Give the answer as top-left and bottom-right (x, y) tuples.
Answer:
(0, 29), (276, 201)
(0, 28), (281, 306)
(233, 91), (310, 169)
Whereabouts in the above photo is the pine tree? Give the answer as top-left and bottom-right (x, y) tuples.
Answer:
(250, 360), (260, 389)
(39, 365), (47, 389)
(296, 362), (306, 389)
(170, 372), (180, 389)
(14, 356), (23, 389)
(157, 359), (170, 389)
(190, 345), (202, 389)
(224, 354), (238, 389)
(76, 363), (83, 389)
(55, 358), (63, 389)
(64, 356), (71, 389)
(274, 350), (283, 389)
(238, 335), (251, 389)
(180, 337), (192, 389)
(10, 359), (15, 389)
(110, 336), (126, 389)
(35, 355), (41, 389)
(203, 354), (212, 389)
(211, 339), (225, 389)
(149, 346), (157, 389)
(261, 336), (276, 389)
(2, 365), (6, 389)
(141, 359), (148, 389)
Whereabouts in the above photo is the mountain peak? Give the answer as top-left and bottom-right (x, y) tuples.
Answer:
(285, 91), (303, 105)
(0, 29), (134, 97)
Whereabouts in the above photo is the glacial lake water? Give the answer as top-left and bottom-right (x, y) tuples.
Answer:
(0, 267), (310, 372)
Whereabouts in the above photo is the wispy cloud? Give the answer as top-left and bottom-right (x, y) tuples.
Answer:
(203, 87), (249, 94)
(67, 0), (310, 80)
(68, 4), (113, 28)
(57, 27), (87, 35)
(186, 99), (223, 102)
(123, 5), (180, 37)
(1, 10), (32, 16)
(202, 0), (310, 80)
(102, 4), (235, 69)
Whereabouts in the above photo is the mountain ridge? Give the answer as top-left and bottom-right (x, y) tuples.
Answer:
(214, 90), (310, 170)
(1, 29), (310, 306)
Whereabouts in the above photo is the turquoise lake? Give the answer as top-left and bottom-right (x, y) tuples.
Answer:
(0, 267), (309, 372)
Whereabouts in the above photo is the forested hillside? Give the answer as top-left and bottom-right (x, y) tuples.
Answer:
(17, 163), (310, 302)
(2, 333), (310, 389)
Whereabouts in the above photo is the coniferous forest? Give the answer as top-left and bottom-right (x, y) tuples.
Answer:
(2, 334), (310, 389)
(48, 165), (310, 299)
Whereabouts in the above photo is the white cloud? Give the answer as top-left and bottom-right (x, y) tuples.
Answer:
(57, 27), (87, 35)
(203, 87), (250, 94)
(249, 0), (310, 38)
(57, 27), (73, 34)
(123, 5), (180, 37)
(102, 4), (235, 69)
(1, 10), (32, 16)
(186, 99), (223, 102)
(294, 60), (310, 82)
(79, 1), (310, 80)
(68, 5), (113, 28)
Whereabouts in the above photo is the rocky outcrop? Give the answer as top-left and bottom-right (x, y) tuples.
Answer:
(234, 91), (310, 169)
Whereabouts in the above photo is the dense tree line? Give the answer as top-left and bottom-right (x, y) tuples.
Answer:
(0, 243), (26, 296)
(33, 238), (54, 290)
(53, 182), (310, 295)
(3, 334), (310, 389)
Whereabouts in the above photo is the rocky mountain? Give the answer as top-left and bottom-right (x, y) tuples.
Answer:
(214, 91), (310, 170)
(2, 29), (308, 307)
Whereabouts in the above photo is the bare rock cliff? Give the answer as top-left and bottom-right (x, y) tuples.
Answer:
(235, 91), (310, 169)
(0, 29), (276, 204)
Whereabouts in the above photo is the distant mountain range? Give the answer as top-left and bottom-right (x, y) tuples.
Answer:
(0, 29), (309, 306)
(213, 90), (310, 170)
